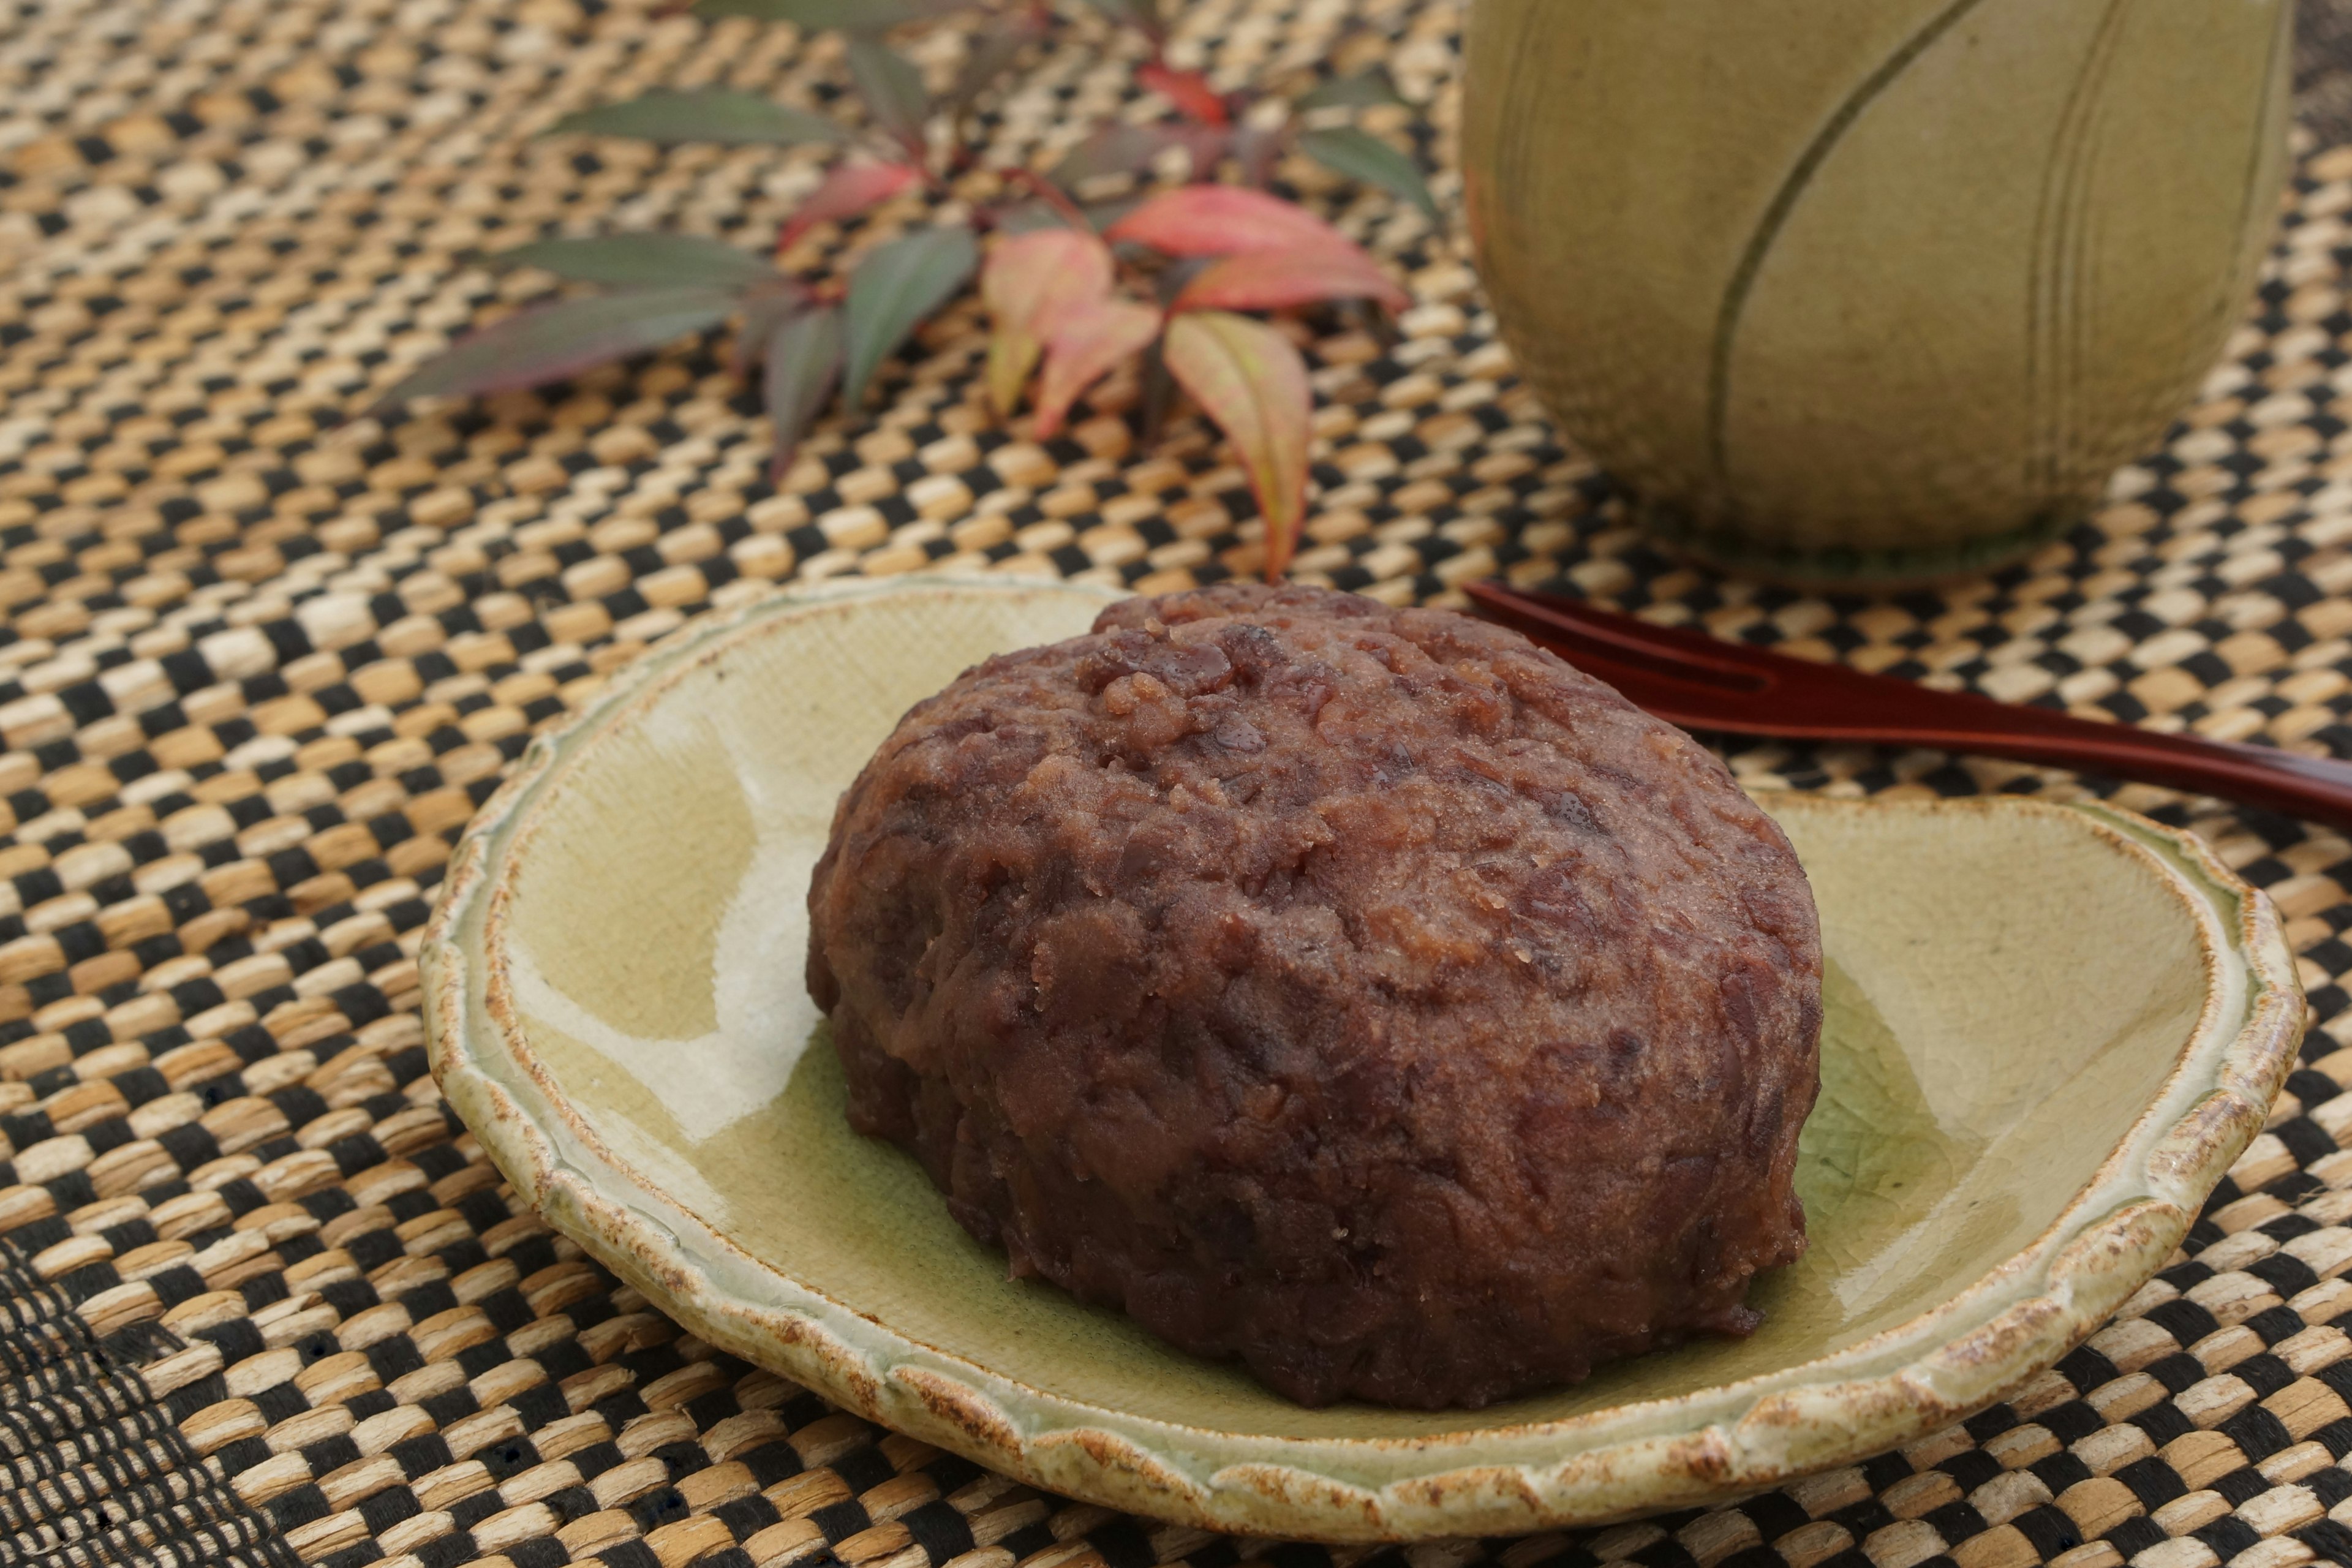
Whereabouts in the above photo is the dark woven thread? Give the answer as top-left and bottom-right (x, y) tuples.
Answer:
(0, 1236), (301, 1568)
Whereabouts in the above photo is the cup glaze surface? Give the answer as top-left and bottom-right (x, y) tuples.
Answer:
(1462, 0), (2294, 584)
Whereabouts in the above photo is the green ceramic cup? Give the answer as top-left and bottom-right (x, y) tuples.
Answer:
(1462, 0), (2294, 586)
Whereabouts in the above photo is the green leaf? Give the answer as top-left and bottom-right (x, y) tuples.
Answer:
(1295, 68), (1408, 111)
(843, 224), (979, 405)
(1079, 0), (1161, 38)
(690, 0), (952, 28)
(549, 89), (848, 147)
(763, 304), (846, 475)
(735, 277), (808, 372)
(848, 37), (930, 156)
(369, 288), (737, 415)
(490, 233), (774, 291)
(994, 198), (1072, 235)
(944, 10), (1045, 116)
(1048, 123), (1182, 189)
(1297, 126), (1438, 220)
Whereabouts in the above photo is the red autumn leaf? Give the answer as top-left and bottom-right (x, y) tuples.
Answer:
(981, 227), (1115, 415)
(1104, 184), (1352, 258)
(1161, 310), (1312, 581)
(777, 161), (924, 254)
(1172, 245), (1408, 314)
(1034, 298), (1162, 438)
(1137, 61), (1228, 126)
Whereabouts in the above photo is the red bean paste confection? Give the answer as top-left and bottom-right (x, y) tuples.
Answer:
(805, 582), (1822, 1409)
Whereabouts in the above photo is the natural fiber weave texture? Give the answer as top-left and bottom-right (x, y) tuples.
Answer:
(6, 1), (2352, 1567)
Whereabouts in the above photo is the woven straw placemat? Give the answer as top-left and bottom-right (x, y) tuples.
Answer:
(9, 2), (2352, 1568)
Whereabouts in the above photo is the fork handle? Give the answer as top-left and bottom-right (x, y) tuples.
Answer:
(1468, 580), (2352, 832)
(1727, 691), (2352, 833)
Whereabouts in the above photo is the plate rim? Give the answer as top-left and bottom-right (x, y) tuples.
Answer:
(423, 573), (2304, 1542)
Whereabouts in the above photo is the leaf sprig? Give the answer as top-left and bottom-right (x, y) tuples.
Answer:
(367, 0), (1439, 581)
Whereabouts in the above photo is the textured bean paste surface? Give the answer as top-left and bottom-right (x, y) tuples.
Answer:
(806, 583), (1822, 1408)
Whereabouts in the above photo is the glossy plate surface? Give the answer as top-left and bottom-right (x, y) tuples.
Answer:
(424, 576), (2303, 1541)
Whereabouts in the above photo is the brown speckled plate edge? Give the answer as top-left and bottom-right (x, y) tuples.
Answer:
(420, 575), (2305, 1544)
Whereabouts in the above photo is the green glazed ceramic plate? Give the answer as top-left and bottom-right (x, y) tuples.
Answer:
(423, 575), (2304, 1542)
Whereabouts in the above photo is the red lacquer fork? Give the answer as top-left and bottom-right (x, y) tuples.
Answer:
(1462, 579), (2352, 834)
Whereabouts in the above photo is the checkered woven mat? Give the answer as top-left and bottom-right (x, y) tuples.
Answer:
(12, 1), (2352, 1568)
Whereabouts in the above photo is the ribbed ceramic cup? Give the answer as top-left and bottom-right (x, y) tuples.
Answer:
(1462, 0), (2294, 586)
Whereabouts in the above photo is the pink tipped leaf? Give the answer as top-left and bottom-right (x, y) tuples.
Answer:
(368, 287), (736, 417)
(777, 161), (924, 254)
(1033, 299), (1161, 438)
(1105, 184), (1352, 258)
(1160, 310), (1312, 580)
(1171, 244), (1408, 314)
(981, 227), (1115, 415)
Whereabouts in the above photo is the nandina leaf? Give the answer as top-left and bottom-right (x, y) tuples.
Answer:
(491, 233), (775, 291)
(994, 198), (1074, 235)
(1151, 255), (1211, 307)
(984, 228), (1115, 326)
(1161, 310), (1311, 581)
(1079, 0), (1163, 40)
(691, 0), (955, 28)
(369, 287), (737, 415)
(1171, 245), (1408, 314)
(1034, 298), (1161, 438)
(1172, 122), (1230, 178)
(981, 227), (1115, 415)
(1298, 126), (1439, 220)
(735, 277), (807, 372)
(1049, 123), (1185, 189)
(777, 162), (924, 254)
(1230, 124), (1283, 187)
(549, 89), (848, 147)
(944, 9), (1046, 116)
(1137, 61), (1227, 126)
(1082, 195), (1146, 233)
(843, 224), (979, 405)
(763, 303), (845, 477)
(848, 37), (930, 158)
(1295, 67), (1408, 111)
(1105, 183), (1352, 257)
(986, 327), (1044, 420)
